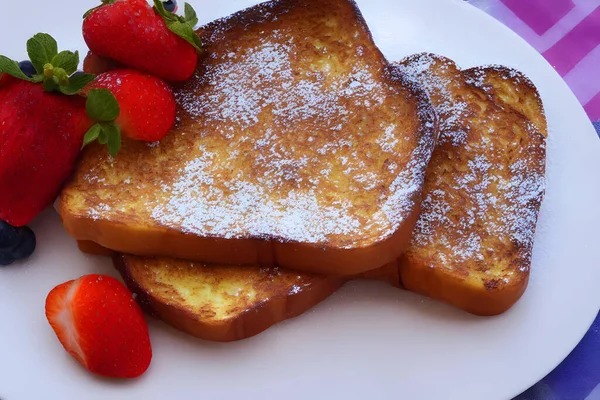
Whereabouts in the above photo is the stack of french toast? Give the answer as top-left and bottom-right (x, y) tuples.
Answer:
(57, 0), (547, 342)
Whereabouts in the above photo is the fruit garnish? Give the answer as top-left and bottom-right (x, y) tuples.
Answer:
(0, 33), (123, 227)
(152, 0), (201, 51)
(82, 51), (121, 75)
(0, 78), (91, 227)
(45, 274), (152, 379)
(83, 88), (122, 156)
(0, 33), (95, 95)
(17, 60), (36, 78)
(83, 70), (176, 147)
(162, 0), (178, 13)
(83, 0), (201, 82)
(0, 221), (36, 266)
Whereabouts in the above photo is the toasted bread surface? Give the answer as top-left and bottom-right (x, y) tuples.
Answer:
(394, 54), (547, 316)
(59, 0), (436, 276)
(463, 66), (547, 134)
(114, 254), (343, 342)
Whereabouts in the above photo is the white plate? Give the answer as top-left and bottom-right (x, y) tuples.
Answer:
(1, 1), (600, 399)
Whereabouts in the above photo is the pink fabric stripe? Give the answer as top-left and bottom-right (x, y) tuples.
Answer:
(542, 6), (600, 76)
(500, 0), (575, 35)
(564, 45), (600, 106)
(584, 91), (600, 121)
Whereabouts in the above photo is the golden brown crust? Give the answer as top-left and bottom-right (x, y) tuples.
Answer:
(114, 254), (343, 342)
(393, 54), (547, 316)
(463, 65), (547, 136)
(59, 0), (436, 276)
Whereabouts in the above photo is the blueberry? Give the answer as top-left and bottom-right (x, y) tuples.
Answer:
(11, 227), (36, 260)
(162, 0), (177, 13)
(0, 221), (36, 266)
(18, 60), (36, 78)
(0, 220), (19, 249)
(0, 253), (14, 266)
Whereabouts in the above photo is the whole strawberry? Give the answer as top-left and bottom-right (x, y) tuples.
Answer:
(83, 69), (176, 145)
(0, 72), (11, 88)
(83, 0), (201, 82)
(82, 51), (122, 75)
(0, 34), (97, 227)
(45, 274), (152, 379)
(0, 80), (90, 226)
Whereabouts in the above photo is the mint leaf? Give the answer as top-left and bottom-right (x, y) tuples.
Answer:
(60, 73), (96, 95)
(51, 51), (79, 75)
(86, 88), (120, 122)
(184, 3), (198, 27)
(0, 56), (33, 81)
(105, 123), (121, 157)
(166, 21), (202, 52)
(83, 124), (102, 146)
(26, 33), (58, 74)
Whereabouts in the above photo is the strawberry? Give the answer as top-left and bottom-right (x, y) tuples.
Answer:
(83, 0), (201, 82)
(82, 51), (122, 75)
(45, 274), (152, 379)
(0, 80), (91, 226)
(0, 72), (11, 88)
(82, 69), (176, 149)
(0, 33), (99, 226)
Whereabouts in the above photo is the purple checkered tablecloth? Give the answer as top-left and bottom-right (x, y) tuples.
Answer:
(465, 1), (600, 399)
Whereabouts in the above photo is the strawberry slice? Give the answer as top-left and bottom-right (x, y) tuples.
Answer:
(45, 274), (152, 379)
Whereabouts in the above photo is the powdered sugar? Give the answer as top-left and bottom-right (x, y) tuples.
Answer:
(395, 54), (546, 271)
(142, 7), (437, 247)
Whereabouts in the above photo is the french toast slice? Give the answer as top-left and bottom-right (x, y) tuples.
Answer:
(113, 255), (343, 342)
(58, 0), (436, 276)
(393, 54), (547, 316)
(113, 253), (399, 342)
(463, 66), (547, 134)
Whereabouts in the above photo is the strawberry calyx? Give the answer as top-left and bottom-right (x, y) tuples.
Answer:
(83, 88), (122, 157)
(153, 0), (202, 52)
(0, 33), (95, 95)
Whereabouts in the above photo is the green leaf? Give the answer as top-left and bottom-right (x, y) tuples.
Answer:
(105, 123), (122, 157)
(26, 33), (58, 74)
(31, 74), (44, 83)
(166, 20), (202, 52)
(51, 50), (79, 75)
(0, 55), (33, 81)
(153, 0), (202, 52)
(98, 129), (109, 144)
(83, 124), (102, 146)
(153, 0), (178, 21)
(43, 78), (58, 92)
(59, 73), (96, 95)
(184, 3), (198, 27)
(86, 88), (120, 122)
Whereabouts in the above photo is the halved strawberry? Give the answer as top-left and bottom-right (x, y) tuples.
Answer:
(45, 274), (152, 379)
